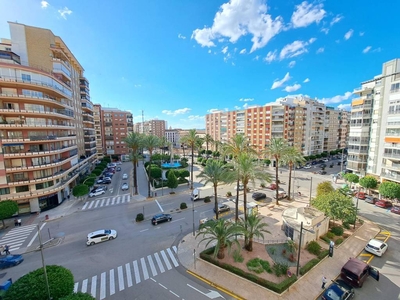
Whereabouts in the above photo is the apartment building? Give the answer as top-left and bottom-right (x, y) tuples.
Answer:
(348, 59), (400, 183)
(165, 128), (181, 148)
(134, 119), (166, 138)
(101, 108), (133, 158)
(0, 22), (96, 213)
(94, 104), (105, 160)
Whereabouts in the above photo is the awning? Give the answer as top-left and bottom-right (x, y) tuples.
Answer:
(2, 143), (24, 146)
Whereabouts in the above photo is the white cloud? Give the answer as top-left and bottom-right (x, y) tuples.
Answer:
(178, 33), (186, 39)
(222, 46), (228, 54)
(280, 40), (311, 60)
(41, 1), (49, 8)
(264, 50), (277, 63)
(284, 84), (301, 92)
(372, 47), (382, 53)
(337, 103), (351, 111)
(162, 108), (191, 116)
(239, 48), (246, 54)
(321, 28), (329, 34)
(187, 115), (204, 121)
(316, 47), (324, 54)
(191, 0), (284, 53)
(291, 1), (326, 28)
(320, 92), (352, 105)
(239, 98), (254, 102)
(344, 29), (354, 40)
(303, 78), (310, 83)
(288, 61), (296, 68)
(308, 37), (316, 44)
(134, 84), (141, 88)
(254, 55), (260, 60)
(330, 14), (343, 26)
(362, 46), (371, 54)
(271, 72), (291, 90)
(207, 108), (222, 114)
(234, 105), (241, 110)
(58, 7), (72, 19)
(359, 32), (365, 36)
(208, 49), (212, 54)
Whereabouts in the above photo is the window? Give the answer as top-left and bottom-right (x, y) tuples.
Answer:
(16, 185), (29, 193)
(22, 74), (31, 82)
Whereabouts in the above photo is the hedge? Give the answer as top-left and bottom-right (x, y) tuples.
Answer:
(318, 249), (329, 260)
(299, 258), (320, 275)
(200, 247), (297, 294)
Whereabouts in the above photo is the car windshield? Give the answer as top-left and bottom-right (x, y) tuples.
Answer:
(104, 230), (111, 234)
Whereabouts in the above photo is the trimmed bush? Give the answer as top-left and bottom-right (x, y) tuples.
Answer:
(61, 292), (96, 300)
(246, 258), (264, 274)
(318, 249), (329, 260)
(342, 222), (351, 229)
(306, 241), (321, 255)
(320, 236), (331, 244)
(335, 238), (344, 245)
(326, 232), (335, 239)
(136, 213), (144, 222)
(299, 258), (320, 275)
(204, 196), (211, 203)
(180, 202), (188, 209)
(272, 263), (289, 277)
(259, 260), (272, 273)
(330, 226), (344, 236)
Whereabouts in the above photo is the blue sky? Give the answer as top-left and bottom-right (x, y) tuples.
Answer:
(1, 1), (399, 129)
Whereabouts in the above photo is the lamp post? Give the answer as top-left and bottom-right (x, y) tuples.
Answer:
(353, 186), (361, 229)
(340, 148), (344, 174)
(309, 177), (313, 205)
(292, 167), (296, 200)
(37, 223), (51, 300)
(296, 221), (315, 276)
(192, 199), (195, 236)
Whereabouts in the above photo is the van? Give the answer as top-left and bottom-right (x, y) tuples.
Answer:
(86, 229), (117, 246)
(340, 258), (379, 288)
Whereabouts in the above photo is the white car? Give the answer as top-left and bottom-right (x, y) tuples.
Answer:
(122, 173), (128, 179)
(322, 158), (329, 162)
(364, 239), (388, 257)
(121, 183), (129, 191)
(86, 229), (117, 246)
(89, 190), (106, 197)
(304, 165), (311, 169)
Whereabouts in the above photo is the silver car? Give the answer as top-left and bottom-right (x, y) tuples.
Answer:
(121, 183), (129, 191)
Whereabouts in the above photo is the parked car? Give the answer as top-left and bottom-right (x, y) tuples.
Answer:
(122, 173), (128, 179)
(268, 183), (277, 190)
(391, 205), (400, 215)
(311, 161), (317, 165)
(96, 179), (104, 184)
(116, 167), (121, 171)
(354, 192), (366, 200)
(86, 229), (117, 246)
(317, 170), (327, 175)
(104, 173), (113, 178)
(103, 178), (112, 184)
(151, 214), (172, 225)
(304, 164), (311, 169)
(321, 279), (355, 300)
(364, 239), (388, 257)
(375, 200), (393, 208)
(214, 204), (230, 214)
(89, 190), (106, 197)
(235, 184), (244, 191)
(322, 158), (329, 162)
(364, 196), (378, 204)
(0, 255), (24, 269)
(252, 192), (267, 200)
(319, 164), (327, 168)
(116, 161), (122, 165)
(273, 192), (287, 200)
(121, 183), (129, 191)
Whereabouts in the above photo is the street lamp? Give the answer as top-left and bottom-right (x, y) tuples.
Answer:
(296, 221), (315, 276)
(353, 186), (361, 229)
(309, 177), (313, 205)
(37, 223), (51, 300)
(192, 199), (195, 236)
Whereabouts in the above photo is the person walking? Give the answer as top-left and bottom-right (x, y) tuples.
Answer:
(322, 276), (327, 289)
(14, 218), (18, 227)
(18, 219), (22, 226)
(4, 245), (10, 255)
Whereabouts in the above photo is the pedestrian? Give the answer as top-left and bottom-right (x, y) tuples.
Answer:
(18, 219), (22, 226)
(322, 276), (327, 289)
(14, 218), (18, 227)
(4, 245), (10, 255)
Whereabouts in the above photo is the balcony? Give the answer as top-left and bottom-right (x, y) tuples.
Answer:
(0, 93), (71, 108)
(0, 107), (74, 119)
(3, 145), (77, 158)
(380, 172), (400, 183)
(105, 136), (114, 140)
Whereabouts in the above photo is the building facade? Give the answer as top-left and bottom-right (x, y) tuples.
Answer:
(134, 119), (166, 138)
(0, 22), (96, 213)
(93, 104), (104, 160)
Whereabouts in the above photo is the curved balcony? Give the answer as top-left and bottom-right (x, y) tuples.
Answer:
(3, 145), (77, 158)
(5, 155), (77, 173)
(0, 108), (74, 120)
(0, 122), (75, 130)
(0, 93), (72, 108)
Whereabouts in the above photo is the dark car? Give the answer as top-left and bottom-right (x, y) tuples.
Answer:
(151, 214), (172, 225)
(391, 205), (400, 215)
(317, 170), (327, 175)
(375, 200), (393, 209)
(116, 167), (121, 171)
(252, 192), (267, 200)
(0, 255), (24, 269)
(103, 178), (112, 184)
(319, 164), (327, 168)
(214, 204), (230, 214)
(364, 196), (378, 204)
(321, 279), (355, 300)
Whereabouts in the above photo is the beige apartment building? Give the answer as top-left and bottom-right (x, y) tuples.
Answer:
(0, 22), (96, 213)
(348, 58), (400, 184)
(94, 104), (105, 160)
(134, 119), (166, 138)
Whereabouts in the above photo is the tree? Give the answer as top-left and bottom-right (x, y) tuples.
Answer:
(343, 173), (359, 185)
(179, 169), (190, 180)
(282, 147), (305, 200)
(264, 138), (289, 205)
(196, 219), (242, 259)
(142, 135), (161, 197)
(61, 292), (95, 300)
(264, 159), (271, 166)
(0, 200), (18, 227)
(316, 181), (335, 197)
(204, 134), (213, 153)
(167, 170), (178, 191)
(359, 176), (378, 194)
(4, 265), (74, 300)
(180, 129), (202, 190)
(124, 132), (143, 195)
(379, 181), (400, 199)
(149, 166), (162, 179)
(72, 184), (89, 199)
(238, 215), (270, 251)
(197, 159), (234, 219)
(311, 191), (355, 225)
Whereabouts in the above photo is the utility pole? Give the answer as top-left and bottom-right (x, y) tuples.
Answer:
(309, 177), (313, 205)
(37, 224), (51, 300)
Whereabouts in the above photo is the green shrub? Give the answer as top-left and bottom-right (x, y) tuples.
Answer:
(259, 260), (272, 273)
(180, 202), (187, 209)
(326, 232), (335, 239)
(136, 213), (144, 222)
(204, 196), (211, 203)
(299, 258), (320, 275)
(61, 292), (96, 300)
(320, 236), (331, 244)
(358, 218), (364, 225)
(226, 191), (232, 197)
(306, 241), (321, 255)
(342, 222), (351, 229)
(330, 226), (344, 236)
(318, 249), (329, 260)
(272, 263), (288, 277)
(246, 258), (264, 274)
(335, 238), (344, 245)
(233, 249), (244, 263)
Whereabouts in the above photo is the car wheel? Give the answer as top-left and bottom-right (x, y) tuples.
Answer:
(90, 242), (95, 246)
(154, 222), (157, 225)
(109, 237), (114, 240)
(168, 218), (171, 222)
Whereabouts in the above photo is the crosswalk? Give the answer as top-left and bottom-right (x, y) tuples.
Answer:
(82, 194), (131, 211)
(74, 246), (179, 299)
(0, 224), (37, 253)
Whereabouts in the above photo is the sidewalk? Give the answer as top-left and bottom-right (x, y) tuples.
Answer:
(177, 200), (380, 300)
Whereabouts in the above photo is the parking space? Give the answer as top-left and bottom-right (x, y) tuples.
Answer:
(357, 230), (391, 263)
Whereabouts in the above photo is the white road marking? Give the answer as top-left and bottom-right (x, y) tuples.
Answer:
(169, 290), (180, 297)
(106, 198), (110, 206)
(82, 202), (89, 210)
(116, 196), (120, 204)
(141, 257), (149, 280)
(161, 250), (172, 270)
(111, 198), (115, 205)
(155, 199), (164, 212)
(109, 269), (115, 296)
(100, 272), (106, 300)
(140, 229), (149, 233)
(117, 266), (124, 291)
(27, 223), (46, 247)
(171, 217), (185, 223)
(172, 245), (177, 253)
(88, 201), (95, 209)
(159, 283), (168, 289)
(125, 263), (133, 288)
(147, 255), (158, 277)
(81, 279), (88, 293)
(90, 275), (97, 298)
(94, 200), (100, 208)
(167, 248), (179, 267)
(133, 260), (140, 284)
(100, 199), (105, 207)
(73, 282), (78, 293)
(154, 252), (165, 273)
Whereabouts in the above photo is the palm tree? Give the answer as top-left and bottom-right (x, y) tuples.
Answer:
(160, 136), (168, 155)
(124, 132), (143, 195)
(180, 129), (202, 190)
(142, 134), (161, 197)
(222, 134), (258, 222)
(238, 215), (270, 251)
(204, 134), (214, 154)
(195, 137), (204, 158)
(282, 147), (306, 200)
(197, 159), (234, 219)
(264, 138), (289, 205)
(196, 218), (242, 259)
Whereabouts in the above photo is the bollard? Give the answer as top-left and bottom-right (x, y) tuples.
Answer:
(45, 214), (49, 220)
